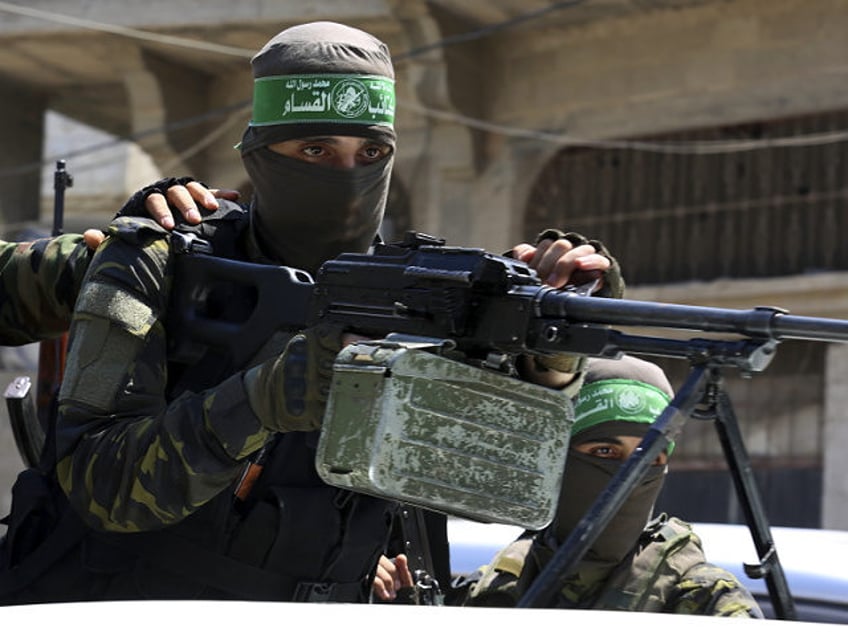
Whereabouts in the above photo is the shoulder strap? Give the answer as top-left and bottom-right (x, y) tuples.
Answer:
(464, 532), (538, 606)
(595, 515), (704, 612)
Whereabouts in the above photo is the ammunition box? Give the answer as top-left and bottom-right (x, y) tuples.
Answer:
(316, 342), (573, 529)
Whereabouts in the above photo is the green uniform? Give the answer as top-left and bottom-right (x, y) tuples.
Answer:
(465, 356), (764, 618)
(0, 235), (91, 346)
(465, 515), (764, 617)
(55, 215), (272, 532)
(27, 211), (393, 603)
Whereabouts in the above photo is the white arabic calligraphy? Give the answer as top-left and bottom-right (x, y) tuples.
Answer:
(578, 401), (611, 421)
(367, 95), (395, 117)
(282, 91), (332, 116)
(283, 78), (332, 90)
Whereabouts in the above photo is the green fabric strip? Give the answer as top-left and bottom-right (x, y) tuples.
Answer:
(573, 379), (671, 437)
(251, 74), (395, 128)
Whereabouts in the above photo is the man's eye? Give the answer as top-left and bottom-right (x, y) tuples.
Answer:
(591, 446), (618, 458)
(363, 144), (392, 160)
(302, 145), (324, 157)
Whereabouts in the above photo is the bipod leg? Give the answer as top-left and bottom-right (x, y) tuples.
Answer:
(707, 369), (797, 620)
(517, 364), (709, 608)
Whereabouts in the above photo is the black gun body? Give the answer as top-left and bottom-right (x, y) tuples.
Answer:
(170, 241), (848, 370)
(313, 247), (544, 358)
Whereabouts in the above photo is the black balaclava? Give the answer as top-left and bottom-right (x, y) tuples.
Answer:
(550, 355), (675, 565)
(240, 21), (396, 274)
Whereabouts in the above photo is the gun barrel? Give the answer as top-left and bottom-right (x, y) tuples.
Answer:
(540, 291), (848, 343)
(768, 313), (848, 342)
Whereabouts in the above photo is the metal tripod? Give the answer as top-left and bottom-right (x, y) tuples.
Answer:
(517, 336), (797, 619)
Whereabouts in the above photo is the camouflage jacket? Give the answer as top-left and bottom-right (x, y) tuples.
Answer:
(465, 515), (764, 617)
(55, 212), (273, 532)
(0, 234), (91, 346)
(29, 209), (396, 604)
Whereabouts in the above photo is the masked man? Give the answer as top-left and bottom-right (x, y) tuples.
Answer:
(1, 21), (618, 604)
(464, 355), (764, 617)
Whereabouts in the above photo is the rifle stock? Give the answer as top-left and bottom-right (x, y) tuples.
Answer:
(4, 160), (72, 467)
(36, 161), (73, 442)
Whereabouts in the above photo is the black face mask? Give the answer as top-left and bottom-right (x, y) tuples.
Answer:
(242, 146), (393, 274)
(551, 450), (667, 565)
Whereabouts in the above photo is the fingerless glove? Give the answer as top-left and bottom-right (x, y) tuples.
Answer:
(243, 323), (344, 432)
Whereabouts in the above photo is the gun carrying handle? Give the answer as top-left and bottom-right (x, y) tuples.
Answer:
(4, 376), (44, 468)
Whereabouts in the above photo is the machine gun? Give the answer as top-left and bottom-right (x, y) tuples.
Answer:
(170, 231), (848, 370)
(169, 231), (848, 619)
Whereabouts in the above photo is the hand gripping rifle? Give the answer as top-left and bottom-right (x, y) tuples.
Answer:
(170, 231), (848, 618)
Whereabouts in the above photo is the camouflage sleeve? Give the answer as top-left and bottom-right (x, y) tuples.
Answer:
(0, 234), (92, 345)
(55, 219), (271, 533)
(668, 561), (765, 617)
(463, 535), (538, 607)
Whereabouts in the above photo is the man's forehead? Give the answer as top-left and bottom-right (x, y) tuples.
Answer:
(289, 135), (389, 146)
(574, 434), (640, 445)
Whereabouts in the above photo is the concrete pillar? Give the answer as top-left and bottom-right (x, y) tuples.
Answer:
(389, 1), (477, 244)
(194, 73), (254, 193)
(472, 137), (561, 250)
(0, 84), (46, 234)
(416, 122), (474, 244)
(120, 50), (218, 184)
(823, 343), (848, 529)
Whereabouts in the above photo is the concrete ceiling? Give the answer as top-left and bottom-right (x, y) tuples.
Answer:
(0, 0), (723, 136)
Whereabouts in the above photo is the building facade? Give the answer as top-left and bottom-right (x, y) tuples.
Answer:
(0, 0), (847, 529)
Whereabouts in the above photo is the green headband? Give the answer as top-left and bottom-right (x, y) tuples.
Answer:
(250, 74), (395, 128)
(573, 378), (674, 453)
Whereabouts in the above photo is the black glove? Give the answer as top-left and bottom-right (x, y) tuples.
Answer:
(114, 176), (198, 220)
(243, 323), (345, 432)
(528, 229), (625, 377)
(534, 228), (625, 299)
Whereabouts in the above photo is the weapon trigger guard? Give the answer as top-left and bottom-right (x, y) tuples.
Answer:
(743, 544), (777, 579)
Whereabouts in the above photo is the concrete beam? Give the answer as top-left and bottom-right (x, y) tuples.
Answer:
(485, 0), (848, 139)
(626, 272), (848, 320)
(0, 1), (392, 34)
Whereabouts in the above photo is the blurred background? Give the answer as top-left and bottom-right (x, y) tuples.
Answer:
(0, 0), (847, 532)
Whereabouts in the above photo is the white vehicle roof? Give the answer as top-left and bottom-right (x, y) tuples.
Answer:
(693, 523), (848, 605)
(447, 518), (848, 618)
(2, 599), (847, 634)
